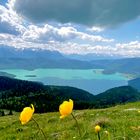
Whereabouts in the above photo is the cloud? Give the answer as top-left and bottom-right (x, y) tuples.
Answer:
(87, 26), (104, 33)
(0, 3), (25, 34)
(0, 33), (46, 49)
(47, 41), (140, 57)
(0, 0), (140, 58)
(22, 24), (114, 43)
(12, 0), (140, 27)
(1, 31), (140, 57)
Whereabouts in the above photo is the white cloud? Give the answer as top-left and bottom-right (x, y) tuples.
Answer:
(1, 31), (140, 57)
(87, 26), (104, 33)
(22, 24), (114, 43)
(0, 2), (25, 34)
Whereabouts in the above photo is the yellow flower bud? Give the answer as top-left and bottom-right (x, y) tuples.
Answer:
(19, 104), (35, 125)
(59, 99), (73, 119)
(95, 125), (101, 133)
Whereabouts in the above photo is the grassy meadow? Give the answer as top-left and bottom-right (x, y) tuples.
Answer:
(0, 102), (140, 140)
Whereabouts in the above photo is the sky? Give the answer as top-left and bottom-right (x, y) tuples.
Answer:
(0, 0), (140, 57)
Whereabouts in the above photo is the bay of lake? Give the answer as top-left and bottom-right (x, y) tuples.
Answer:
(0, 68), (129, 94)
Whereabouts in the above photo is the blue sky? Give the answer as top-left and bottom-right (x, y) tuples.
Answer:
(0, 0), (7, 5)
(0, 0), (140, 57)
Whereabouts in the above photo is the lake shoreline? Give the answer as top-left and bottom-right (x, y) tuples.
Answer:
(0, 68), (129, 94)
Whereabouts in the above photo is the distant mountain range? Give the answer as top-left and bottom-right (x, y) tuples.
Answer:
(0, 76), (139, 112)
(0, 45), (140, 76)
(92, 58), (140, 75)
(0, 45), (93, 69)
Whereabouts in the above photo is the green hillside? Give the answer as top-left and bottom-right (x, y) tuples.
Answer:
(0, 76), (95, 112)
(0, 102), (140, 140)
(0, 76), (140, 113)
(128, 78), (140, 91)
(94, 86), (140, 108)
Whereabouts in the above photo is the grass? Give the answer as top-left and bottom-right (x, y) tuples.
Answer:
(0, 102), (140, 140)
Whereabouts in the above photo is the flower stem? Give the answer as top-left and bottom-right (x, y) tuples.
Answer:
(32, 117), (47, 140)
(71, 113), (82, 137)
(97, 132), (100, 140)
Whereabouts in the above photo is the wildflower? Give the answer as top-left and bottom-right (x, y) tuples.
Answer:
(138, 110), (140, 113)
(59, 99), (81, 137)
(19, 104), (35, 125)
(19, 104), (46, 139)
(59, 99), (73, 119)
(95, 125), (101, 140)
(95, 125), (101, 133)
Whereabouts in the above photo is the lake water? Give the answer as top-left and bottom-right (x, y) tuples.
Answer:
(0, 68), (129, 94)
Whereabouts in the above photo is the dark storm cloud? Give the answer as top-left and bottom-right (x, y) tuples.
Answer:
(13, 0), (140, 27)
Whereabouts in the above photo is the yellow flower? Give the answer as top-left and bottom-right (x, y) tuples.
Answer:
(95, 125), (101, 133)
(138, 110), (140, 113)
(19, 104), (35, 125)
(59, 99), (73, 119)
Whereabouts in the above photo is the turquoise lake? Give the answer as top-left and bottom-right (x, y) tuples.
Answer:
(0, 69), (129, 94)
